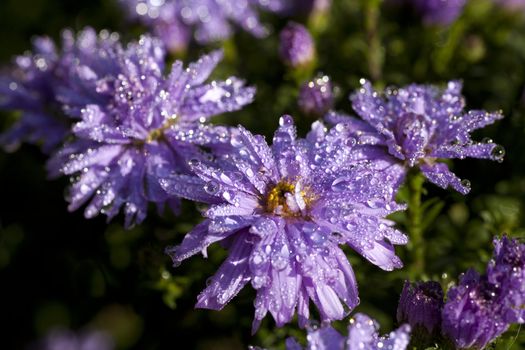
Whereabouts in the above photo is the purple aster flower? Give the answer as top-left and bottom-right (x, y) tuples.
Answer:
(403, 0), (467, 26)
(0, 28), (127, 154)
(397, 281), (443, 336)
(119, 0), (270, 52)
(0, 36), (66, 153)
(349, 80), (504, 194)
(486, 236), (525, 324)
(298, 75), (334, 117)
(260, 0), (331, 17)
(279, 22), (315, 68)
(47, 32), (254, 228)
(32, 329), (114, 350)
(286, 313), (411, 350)
(442, 237), (525, 349)
(441, 269), (512, 349)
(161, 116), (407, 331)
(494, 0), (525, 10)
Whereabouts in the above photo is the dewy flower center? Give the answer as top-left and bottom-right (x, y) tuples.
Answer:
(145, 114), (178, 143)
(264, 181), (313, 217)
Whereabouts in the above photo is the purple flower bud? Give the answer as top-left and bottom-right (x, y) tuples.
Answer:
(298, 75), (334, 117)
(279, 22), (315, 68)
(397, 281), (444, 335)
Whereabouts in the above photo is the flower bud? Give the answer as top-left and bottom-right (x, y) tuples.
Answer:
(279, 22), (315, 68)
(298, 75), (334, 117)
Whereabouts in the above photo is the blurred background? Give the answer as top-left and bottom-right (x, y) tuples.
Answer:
(0, 0), (525, 348)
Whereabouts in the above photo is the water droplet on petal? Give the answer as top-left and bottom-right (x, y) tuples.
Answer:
(491, 145), (505, 162)
(331, 177), (349, 192)
(188, 158), (200, 167)
(230, 171), (243, 182)
(461, 179), (471, 190)
(279, 115), (293, 126)
(204, 181), (220, 194)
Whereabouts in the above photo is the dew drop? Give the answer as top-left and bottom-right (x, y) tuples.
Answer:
(461, 179), (471, 190)
(231, 135), (244, 148)
(188, 158), (200, 167)
(204, 181), (220, 194)
(345, 137), (357, 147)
(230, 171), (243, 182)
(279, 115), (293, 126)
(491, 145), (505, 162)
(331, 177), (349, 192)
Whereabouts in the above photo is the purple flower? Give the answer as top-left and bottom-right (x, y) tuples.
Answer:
(119, 0), (270, 52)
(298, 75), (334, 117)
(494, 0), (525, 10)
(261, 0), (331, 17)
(32, 329), (114, 350)
(0, 36), (66, 153)
(161, 116), (407, 331)
(286, 313), (411, 350)
(0, 28), (129, 154)
(47, 32), (254, 228)
(349, 80), (504, 194)
(279, 22), (315, 68)
(486, 236), (525, 324)
(441, 269), (511, 349)
(397, 281), (443, 335)
(406, 0), (466, 26)
(442, 237), (525, 349)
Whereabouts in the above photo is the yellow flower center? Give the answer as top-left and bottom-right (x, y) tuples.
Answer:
(264, 181), (314, 217)
(145, 114), (178, 143)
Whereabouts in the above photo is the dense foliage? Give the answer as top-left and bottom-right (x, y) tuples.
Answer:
(1, 0), (525, 349)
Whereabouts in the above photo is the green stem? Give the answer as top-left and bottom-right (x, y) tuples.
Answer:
(365, 0), (384, 82)
(408, 171), (425, 279)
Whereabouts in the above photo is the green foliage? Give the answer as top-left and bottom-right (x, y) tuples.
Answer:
(0, 0), (525, 348)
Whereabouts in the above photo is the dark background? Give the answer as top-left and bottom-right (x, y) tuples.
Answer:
(1, 0), (525, 349)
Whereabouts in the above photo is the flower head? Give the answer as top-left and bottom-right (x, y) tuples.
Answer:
(279, 22), (315, 68)
(119, 0), (270, 51)
(494, 0), (525, 10)
(32, 329), (114, 350)
(441, 269), (511, 349)
(406, 0), (466, 26)
(261, 0), (332, 17)
(442, 237), (525, 349)
(486, 236), (525, 324)
(47, 30), (254, 227)
(0, 28), (126, 154)
(348, 80), (504, 194)
(161, 116), (407, 331)
(0, 38), (63, 153)
(397, 281), (444, 336)
(298, 75), (334, 117)
(286, 313), (411, 350)
(0, 36), (64, 153)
